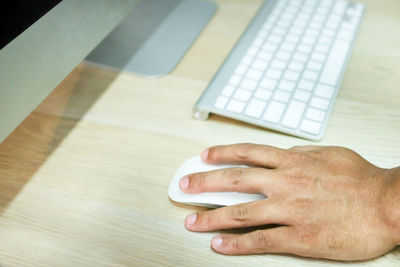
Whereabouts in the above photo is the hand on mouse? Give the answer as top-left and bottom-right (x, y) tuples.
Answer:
(179, 143), (400, 261)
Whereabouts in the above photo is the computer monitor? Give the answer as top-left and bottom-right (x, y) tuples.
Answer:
(0, 0), (217, 144)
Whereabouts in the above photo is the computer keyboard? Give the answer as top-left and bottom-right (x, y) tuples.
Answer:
(193, 0), (364, 140)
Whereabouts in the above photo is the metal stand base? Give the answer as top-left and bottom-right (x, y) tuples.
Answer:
(86, 0), (217, 77)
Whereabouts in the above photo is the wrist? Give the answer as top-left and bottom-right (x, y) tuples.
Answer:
(382, 167), (400, 245)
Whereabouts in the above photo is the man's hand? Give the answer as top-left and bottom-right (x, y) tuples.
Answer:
(179, 144), (400, 261)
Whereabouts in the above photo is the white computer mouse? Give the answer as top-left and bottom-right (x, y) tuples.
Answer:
(168, 156), (266, 208)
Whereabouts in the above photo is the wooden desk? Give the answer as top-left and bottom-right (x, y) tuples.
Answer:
(0, 0), (399, 266)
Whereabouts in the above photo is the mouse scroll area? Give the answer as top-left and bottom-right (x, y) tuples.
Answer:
(168, 156), (266, 207)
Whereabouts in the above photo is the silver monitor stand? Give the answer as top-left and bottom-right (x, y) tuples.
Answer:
(86, 0), (217, 77)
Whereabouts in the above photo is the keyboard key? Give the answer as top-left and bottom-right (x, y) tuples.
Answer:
(307, 61), (323, 71)
(319, 35), (334, 45)
(290, 27), (304, 36)
(309, 21), (323, 30)
(234, 89), (252, 101)
(263, 101), (286, 123)
(305, 29), (319, 38)
(282, 100), (306, 128)
(319, 1), (333, 9)
(306, 107), (326, 122)
(265, 69), (283, 80)
(222, 85), (235, 96)
(277, 19), (291, 28)
(328, 14), (342, 23)
(311, 52), (326, 62)
(338, 29), (353, 41)
(245, 99), (267, 118)
(260, 78), (277, 90)
(257, 51), (273, 61)
(240, 78), (258, 91)
(252, 59), (268, 70)
(288, 61), (304, 72)
(326, 20), (340, 30)
(315, 43), (330, 53)
(241, 55), (253, 66)
(310, 96), (329, 110)
(303, 70), (319, 81)
(333, 0), (348, 15)
(235, 64), (247, 75)
(255, 89), (272, 100)
(294, 18), (308, 28)
(341, 21), (357, 31)
(302, 36), (316, 45)
(298, 44), (312, 53)
(301, 119), (322, 135)
(215, 96), (228, 109)
(293, 52), (308, 62)
(312, 14), (325, 22)
(247, 69), (263, 80)
(281, 42), (296, 52)
(247, 46), (258, 56)
(320, 39), (350, 86)
(298, 79), (315, 91)
(278, 80), (296, 92)
(273, 90), (291, 102)
(285, 34), (300, 44)
(263, 43), (278, 52)
(268, 34), (283, 44)
(252, 37), (264, 47)
(227, 99), (246, 113)
(229, 74), (242, 86)
(272, 27), (287, 36)
(276, 51), (291, 61)
(263, 21), (274, 30)
(315, 83), (335, 98)
(322, 28), (336, 37)
(294, 89), (311, 102)
(284, 70), (300, 82)
(271, 59), (287, 70)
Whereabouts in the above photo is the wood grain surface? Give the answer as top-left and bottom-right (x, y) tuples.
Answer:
(0, 0), (399, 266)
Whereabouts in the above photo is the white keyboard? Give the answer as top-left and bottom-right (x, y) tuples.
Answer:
(193, 0), (364, 140)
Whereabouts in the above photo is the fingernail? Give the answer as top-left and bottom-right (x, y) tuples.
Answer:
(200, 149), (209, 161)
(179, 176), (189, 190)
(186, 213), (197, 226)
(212, 236), (223, 247)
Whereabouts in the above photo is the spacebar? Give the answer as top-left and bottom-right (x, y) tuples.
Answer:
(320, 40), (350, 86)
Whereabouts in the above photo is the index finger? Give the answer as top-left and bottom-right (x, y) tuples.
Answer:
(202, 143), (288, 169)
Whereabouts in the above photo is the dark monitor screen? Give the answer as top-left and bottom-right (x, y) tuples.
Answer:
(1, 0), (63, 49)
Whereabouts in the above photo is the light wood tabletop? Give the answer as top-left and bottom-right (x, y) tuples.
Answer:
(0, 0), (399, 266)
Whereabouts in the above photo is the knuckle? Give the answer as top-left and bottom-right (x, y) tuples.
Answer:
(323, 231), (346, 250)
(297, 226), (317, 243)
(253, 231), (274, 250)
(231, 235), (240, 250)
(231, 205), (249, 223)
(226, 168), (244, 186)
(199, 212), (211, 226)
(289, 151), (311, 163)
(207, 147), (217, 161)
(235, 143), (255, 160)
(284, 169), (306, 186)
(293, 197), (312, 209)
(192, 174), (207, 191)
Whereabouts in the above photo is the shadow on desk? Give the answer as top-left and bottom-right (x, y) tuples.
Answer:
(0, 63), (119, 215)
